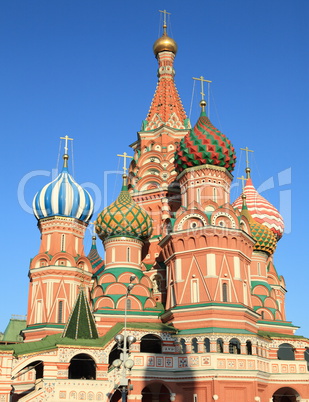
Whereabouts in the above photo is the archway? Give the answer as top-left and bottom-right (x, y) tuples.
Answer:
(68, 353), (96, 379)
(272, 387), (299, 402)
(277, 343), (295, 360)
(140, 334), (162, 353)
(142, 383), (172, 402)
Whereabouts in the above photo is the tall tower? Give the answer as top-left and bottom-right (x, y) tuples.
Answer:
(24, 143), (94, 341)
(128, 22), (190, 301)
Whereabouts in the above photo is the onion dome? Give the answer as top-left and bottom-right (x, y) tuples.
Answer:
(33, 154), (93, 222)
(153, 24), (177, 56)
(241, 194), (277, 255)
(174, 107), (236, 174)
(233, 168), (284, 240)
(95, 175), (152, 241)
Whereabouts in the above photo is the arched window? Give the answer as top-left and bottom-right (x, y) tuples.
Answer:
(217, 338), (224, 353)
(180, 338), (186, 354)
(192, 338), (198, 353)
(127, 247), (130, 262)
(126, 299), (131, 310)
(277, 343), (295, 360)
(246, 340), (252, 355)
(229, 338), (241, 354)
(222, 283), (228, 302)
(69, 354), (96, 379)
(140, 334), (162, 354)
(204, 338), (210, 353)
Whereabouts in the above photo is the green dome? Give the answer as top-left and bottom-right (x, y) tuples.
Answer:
(174, 110), (236, 174)
(95, 178), (152, 241)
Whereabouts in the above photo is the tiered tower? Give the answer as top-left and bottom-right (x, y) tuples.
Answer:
(128, 22), (190, 305)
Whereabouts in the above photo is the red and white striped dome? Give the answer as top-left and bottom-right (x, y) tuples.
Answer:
(233, 178), (284, 241)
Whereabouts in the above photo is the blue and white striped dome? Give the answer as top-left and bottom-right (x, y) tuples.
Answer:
(33, 157), (93, 222)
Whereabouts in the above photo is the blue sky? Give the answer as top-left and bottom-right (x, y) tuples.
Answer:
(0, 0), (308, 334)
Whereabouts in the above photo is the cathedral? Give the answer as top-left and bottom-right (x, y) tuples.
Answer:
(0, 19), (308, 402)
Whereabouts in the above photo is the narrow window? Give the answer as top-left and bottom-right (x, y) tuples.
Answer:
(191, 279), (199, 303)
(46, 234), (51, 251)
(111, 247), (115, 263)
(193, 394), (198, 402)
(127, 247), (130, 262)
(222, 283), (228, 302)
(171, 285), (176, 307)
(61, 234), (65, 251)
(36, 300), (42, 323)
(213, 187), (217, 202)
(257, 262), (261, 276)
(58, 300), (63, 323)
(197, 188), (201, 204)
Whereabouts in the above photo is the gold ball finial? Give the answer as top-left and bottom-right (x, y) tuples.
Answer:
(153, 33), (178, 56)
(245, 167), (251, 179)
(200, 100), (207, 108)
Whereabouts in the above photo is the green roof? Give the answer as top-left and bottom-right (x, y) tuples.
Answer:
(2, 318), (26, 342)
(0, 322), (176, 357)
(62, 287), (98, 340)
(177, 327), (255, 335)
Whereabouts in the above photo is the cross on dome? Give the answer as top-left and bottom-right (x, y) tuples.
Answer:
(117, 152), (133, 175)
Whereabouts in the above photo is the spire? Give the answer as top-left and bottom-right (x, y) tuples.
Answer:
(144, 14), (188, 131)
(62, 287), (98, 339)
(87, 235), (104, 271)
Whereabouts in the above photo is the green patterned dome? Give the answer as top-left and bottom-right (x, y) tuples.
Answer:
(241, 195), (276, 255)
(95, 177), (152, 241)
(174, 110), (236, 174)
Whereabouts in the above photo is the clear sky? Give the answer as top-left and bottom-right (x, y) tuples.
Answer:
(0, 0), (308, 335)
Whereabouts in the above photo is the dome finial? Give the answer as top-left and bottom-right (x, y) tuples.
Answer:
(193, 76), (212, 116)
(159, 9), (171, 35)
(60, 135), (73, 168)
(153, 10), (178, 56)
(240, 146), (254, 179)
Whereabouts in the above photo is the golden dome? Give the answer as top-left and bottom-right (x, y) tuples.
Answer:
(153, 30), (178, 56)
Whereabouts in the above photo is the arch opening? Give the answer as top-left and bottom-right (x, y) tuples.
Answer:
(68, 353), (96, 380)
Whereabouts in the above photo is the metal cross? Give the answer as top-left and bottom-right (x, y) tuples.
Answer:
(117, 152), (133, 174)
(240, 146), (254, 169)
(237, 175), (246, 191)
(159, 9), (171, 26)
(193, 76), (212, 101)
(60, 135), (73, 154)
